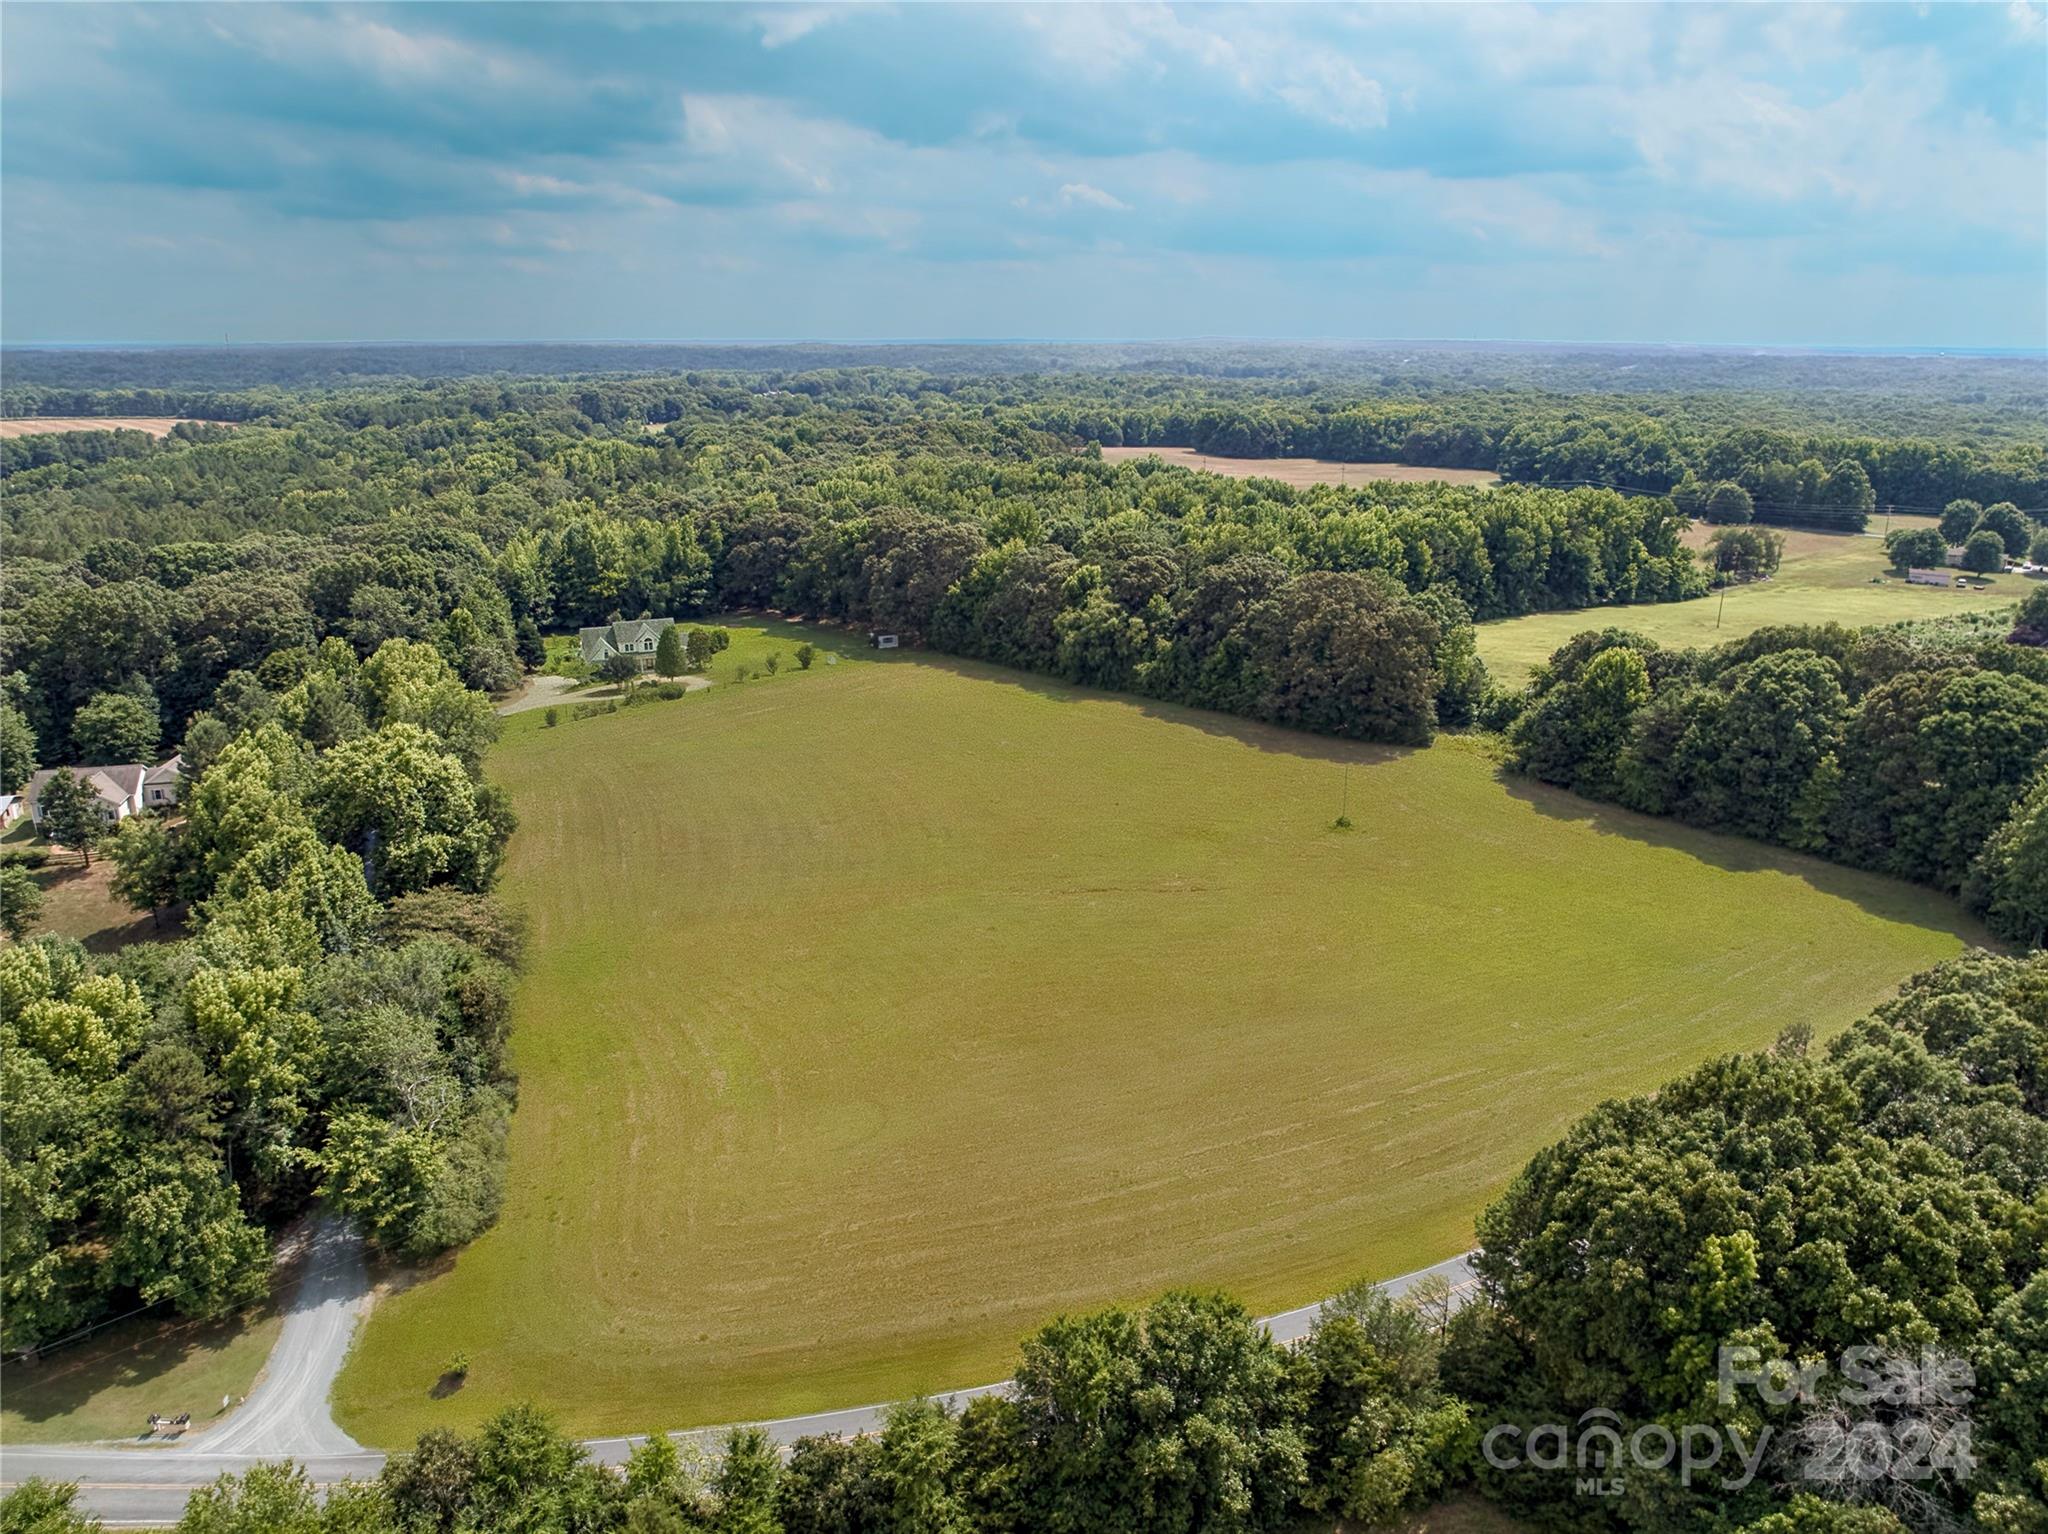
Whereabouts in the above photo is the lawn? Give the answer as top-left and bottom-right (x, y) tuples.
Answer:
(336, 632), (1985, 1445)
(1475, 515), (2021, 679)
(536, 616), (867, 688)
(1, 1303), (280, 1444)
(1, 820), (182, 954)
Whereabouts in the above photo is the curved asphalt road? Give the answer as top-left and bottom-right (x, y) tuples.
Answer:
(1, 1234), (1475, 1526)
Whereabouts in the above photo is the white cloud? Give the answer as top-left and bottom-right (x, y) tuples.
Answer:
(1059, 182), (1129, 212)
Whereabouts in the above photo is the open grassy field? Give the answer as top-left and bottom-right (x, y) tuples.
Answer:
(1476, 514), (2021, 679)
(1, 1302), (280, 1444)
(335, 630), (1984, 1445)
(0, 417), (218, 439)
(1100, 445), (1500, 488)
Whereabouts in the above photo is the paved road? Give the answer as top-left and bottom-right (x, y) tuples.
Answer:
(2, 1243), (1475, 1524)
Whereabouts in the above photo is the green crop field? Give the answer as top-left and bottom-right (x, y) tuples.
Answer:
(335, 626), (1986, 1445)
(1476, 518), (2021, 680)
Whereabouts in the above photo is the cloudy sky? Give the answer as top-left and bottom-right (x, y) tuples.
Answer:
(3, 2), (2043, 347)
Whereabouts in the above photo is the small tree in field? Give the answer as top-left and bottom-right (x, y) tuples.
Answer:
(1886, 526), (1948, 572)
(0, 864), (43, 940)
(654, 625), (687, 679)
(764, 652), (781, 676)
(795, 643), (817, 670)
(1962, 529), (2007, 575)
(36, 769), (102, 866)
(684, 627), (731, 672)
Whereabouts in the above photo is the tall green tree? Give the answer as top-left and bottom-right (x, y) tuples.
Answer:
(71, 691), (160, 766)
(35, 770), (102, 866)
(0, 704), (38, 794)
(653, 624), (687, 679)
(0, 864), (44, 940)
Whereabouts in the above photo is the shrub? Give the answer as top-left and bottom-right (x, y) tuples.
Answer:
(544, 707), (559, 728)
(795, 643), (817, 670)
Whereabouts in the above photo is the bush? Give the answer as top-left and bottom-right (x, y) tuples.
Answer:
(795, 643), (817, 670)
(543, 707), (559, 728)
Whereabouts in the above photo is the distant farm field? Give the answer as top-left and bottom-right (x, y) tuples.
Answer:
(1477, 514), (2020, 679)
(336, 631), (1983, 1444)
(1099, 445), (1500, 487)
(0, 417), (217, 438)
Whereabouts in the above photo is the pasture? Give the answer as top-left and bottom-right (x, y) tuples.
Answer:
(1477, 514), (2020, 679)
(1099, 445), (1500, 488)
(336, 631), (1983, 1444)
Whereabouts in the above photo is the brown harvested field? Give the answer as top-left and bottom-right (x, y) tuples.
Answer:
(0, 416), (221, 439)
(1099, 444), (1499, 488)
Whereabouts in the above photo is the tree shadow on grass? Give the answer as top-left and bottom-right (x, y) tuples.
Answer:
(1, 1300), (278, 1436)
(902, 650), (1421, 772)
(1496, 769), (1996, 948)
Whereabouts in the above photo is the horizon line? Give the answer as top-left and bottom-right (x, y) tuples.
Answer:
(4, 336), (2045, 358)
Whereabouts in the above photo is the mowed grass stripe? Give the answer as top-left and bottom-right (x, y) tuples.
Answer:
(336, 643), (1984, 1444)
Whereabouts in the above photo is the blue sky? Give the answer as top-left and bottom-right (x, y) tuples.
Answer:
(3, 2), (2044, 347)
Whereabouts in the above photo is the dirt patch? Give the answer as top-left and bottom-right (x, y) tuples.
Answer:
(0, 417), (226, 439)
(1099, 445), (1499, 488)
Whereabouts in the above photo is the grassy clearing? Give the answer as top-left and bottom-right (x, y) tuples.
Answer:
(1476, 514), (2020, 679)
(1, 1304), (281, 1444)
(1, 821), (180, 955)
(336, 634), (1983, 1445)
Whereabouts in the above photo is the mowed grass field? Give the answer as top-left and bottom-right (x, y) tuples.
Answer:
(1477, 514), (2020, 679)
(335, 632), (1985, 1444)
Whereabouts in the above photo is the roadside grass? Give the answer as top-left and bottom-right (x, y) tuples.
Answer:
(0, 1303), (281, 1444)
(1476, 514), (2021, 679)
(336, 636), (1984, 1444)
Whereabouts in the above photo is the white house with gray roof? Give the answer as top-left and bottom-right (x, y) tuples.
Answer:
(25, 755), (183, 829)
(578, 617), (676, 671)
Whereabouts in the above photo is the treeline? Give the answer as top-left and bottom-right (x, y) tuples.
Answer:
(1042, 403), (2043, 526)
(1501, 597), (2048, 944)
(11, 947), (2043, 1533)
(1, 638), (518, 1352)
(2, 391), (1709, 762)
